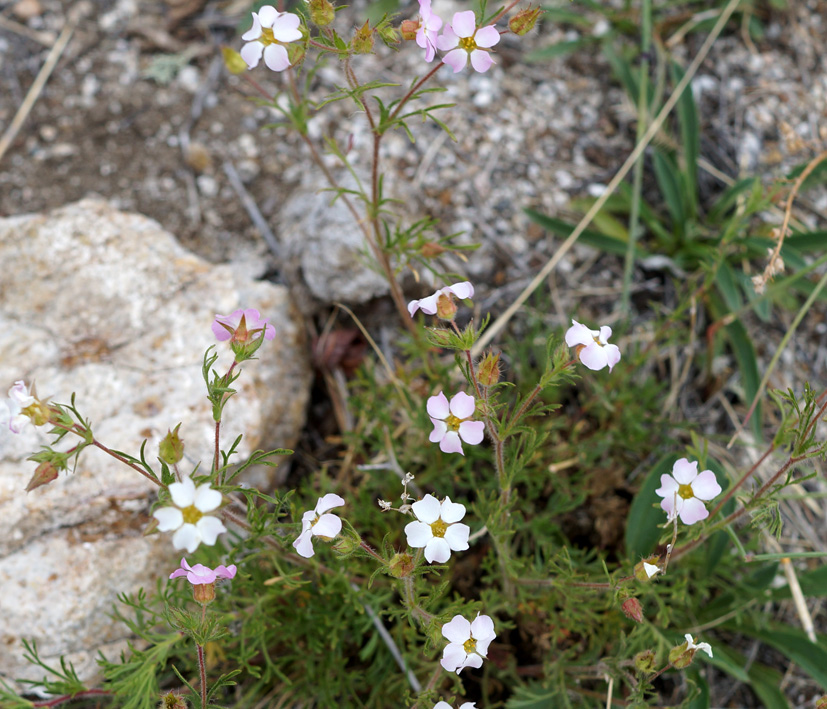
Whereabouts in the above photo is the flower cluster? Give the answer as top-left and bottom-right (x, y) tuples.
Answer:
(409, 4), (500, 72)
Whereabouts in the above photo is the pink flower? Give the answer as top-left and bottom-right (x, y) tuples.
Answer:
(427, 391), (484, 455)
(0, 380), (35, 434)
(240, 6), (302, 72)
(293, 493), (345, 558)
(436, 11), (500, 73)
(441, 613), (496, 674)
(415, 0), (443, 61)
(212, 308), (276, 342)
(169, 558), (237, 585)
(565, 319), (621, 372)
(404, 494), (470, 563)
(655, 458), (722, 525)
(407, 281), (474, 318)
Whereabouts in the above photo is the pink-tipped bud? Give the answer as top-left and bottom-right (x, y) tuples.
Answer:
(621, 597), (644, 623)
(26, 461), (59, 492)
(400, 19), (418, 41)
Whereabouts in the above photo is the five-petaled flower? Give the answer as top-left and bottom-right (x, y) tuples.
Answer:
(169, 557), (237, 585)
(0, 380), (35, 434)
(293, 493), (346, 558)
(415, 0), (443, 62)
(405, 493), (470, 563)
(436, 11), (500, 73)
(441, 613), (496, 673)
(655, 458), (722, 525)
(408, 281), (474, 318)
(212, 308), (276, 343)
(565, 319), (621, 372)
(684, 634), (713, 657)
(240, 6), (303, 72)
(153, 477), (227, 553)
(427, 391), (484, 455)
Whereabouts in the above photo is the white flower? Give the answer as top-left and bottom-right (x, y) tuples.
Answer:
(441, 613), (496, 673)
(153, 477), (226, 553)
(643, 562), (660, 579)
(565, 319), (621, 372)
(407, 281), (474, 317)
(240, 6), (302, 72)
(655, 458), (722, 525)
(293, 493), (345, 558)
(685, 634), (713, 657)
(434, 702), (476, 709)
(436, 11), (500, 73)
(404, 494), (470, 563)
(0, 380), (35, 434)
(427, 391), (484, 455)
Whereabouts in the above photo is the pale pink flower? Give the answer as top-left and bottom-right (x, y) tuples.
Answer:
(0, 380), (35, 434)
(565, 319), (621, 372)
(153, 477), (227, 553)
(441, 613), (496, 673)
(655, 458), (722, 525)
(407, 281), (474, 317)
(436, 11), (500, 73)
(212, 308), (276, 342)
(293, 493), (345, 558)
(169, 558), (237, 585)
(404, 494), (470, 563)
(427, 391), (484, 455)
(240, 6), (302, 72)
(415, 0), (443, 61)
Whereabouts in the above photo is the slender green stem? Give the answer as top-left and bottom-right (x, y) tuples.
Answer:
(32, 690), (112, 708)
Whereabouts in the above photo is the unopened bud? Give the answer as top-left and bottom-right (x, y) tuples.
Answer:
(308, 0), (335, 25)
(192, 582), (216, 605)
(389, 552), (415, 578)
(421, 241), (446, 258)
(427, 328), (454, 347)
(377, 23), (399, 45)
(509, 6), (542, 36)
(634, 649), (656, 674)
(159, 423), (184, 465)
(159, 691), (188, 709)
(478, 351), (501, 387)
(621, 597), (644, 623)
(351, 21), (374, 54)
(332, 530), (361, 556)
(400, 19), (418, 41)
(221, 46), (248, 74)
(26, 461), (60, 492)
(435, 293), (457, 320)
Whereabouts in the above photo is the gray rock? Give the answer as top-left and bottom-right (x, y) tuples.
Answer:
(0, 198), (310, 689)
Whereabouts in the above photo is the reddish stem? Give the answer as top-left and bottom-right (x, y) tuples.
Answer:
(32, 690), (111, 707)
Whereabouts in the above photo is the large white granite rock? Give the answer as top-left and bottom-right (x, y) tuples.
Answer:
(0, 198), (311, 689)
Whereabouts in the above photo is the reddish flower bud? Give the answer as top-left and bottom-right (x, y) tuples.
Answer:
(26, 461), (60, 492)
(400, 19), (418, 41)
(621, 597), (644, 623)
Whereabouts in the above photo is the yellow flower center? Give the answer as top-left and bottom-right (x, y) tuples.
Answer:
(445, 414), (462, 432)
(459, 36), (477, 52)
(463, 638), (477, 654)
(260, 27), (278, 45)
(430, 519), (448, 538)
(181, 505), (203, 525)
(677, 483), (694, 500)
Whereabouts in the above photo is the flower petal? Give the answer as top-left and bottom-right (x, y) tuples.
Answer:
(470, 49), (494, 74)
(187, 563), (217, 584)
(196, 515), (227, 546)
(442, 615), (471, 643)
(271, 12), (302, 42)
(678, 497), (709, 525)
(442, 48), (468, 73)
(655, 474), (679, 499)
(451, 10), (477, 37)
(449, 391), (476, 419)
(425, 537), (451, 563)
(315, 493), (346, 515)
(240, 41), (264, 70)
(436, 26), (458, 51)
(257, 5), (279, 27)
(440, 642), (467, 673)
(404, 520), (433, 548)
(604, 344), (621, 371)
(690, 470), (722, 501)
(458, 420), (484, 446)
(447, 281), (474, 300)
(169, 477), (196, 507)
(578, 342), (609, 371)
(671, 458), (698, 485)
(312, 513), (342, 538)
(214, 564), (237, 580)
(427, 392), (450, 419)
(429, 418), (448, 443)
(444, 522), (470, 551)
(293, 529), (314, 558)
(598, 325), (613, 344)
(412, 494), (441, 524)
(439, 430), (464, 455)
(458, 653), (483, 673)
(565, 319), (595, 347)
(153, 506), (183, 531)
(263, 44), (290, 72)
(440, 496), (466, 523)
(241, 13), (263, 41)
(194, 483), (222, 512)
(470, 614), (496, 644)
(474, 25), (500, 48)
(172, 524), (200, 553)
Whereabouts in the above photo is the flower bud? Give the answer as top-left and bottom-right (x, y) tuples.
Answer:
(159, 423), (184, 465)
(509, 6), (542, 36)
(634, 558), (661, 582)
(634, 650), (656, 674)
(621, 597), (644, 623)
(389, 552), (415, 578)
(26, 461), (60, 492)
(421, 241), (446, 258)
(308, 0), (335, 26)
(427, 328), (454, 347)
(159, 691), (188, 709)
(400, 19), (418, 41)
(477, 352), (501, 387)
(221, 46), (248, 74)
(332, 529), (361, 557)
(816, 695), (827, 709)
(192, 582), (216, 605)
(351, 21), (374, 54)
(377, 23), (399, 46)
(435, 293), (457, 320)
